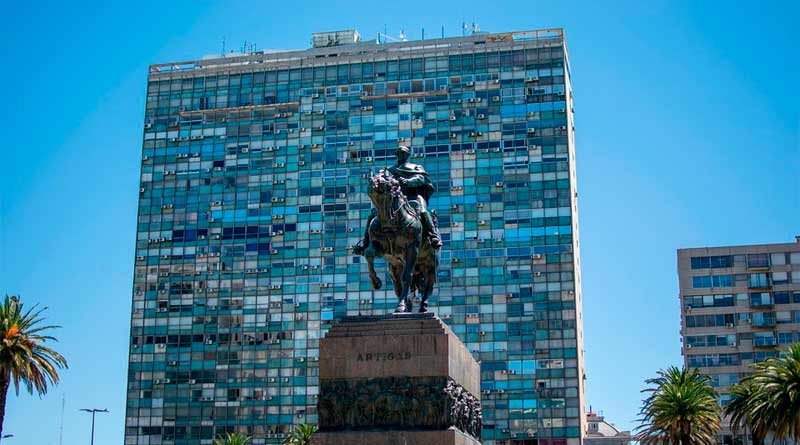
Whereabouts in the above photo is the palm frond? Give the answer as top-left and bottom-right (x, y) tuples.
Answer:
(213, 432), (252, 445)
(283, 423), (317, 445)
(635, 366), (720, 445)
(0, 295), (68, 397)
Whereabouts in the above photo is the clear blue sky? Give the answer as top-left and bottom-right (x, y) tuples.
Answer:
(0, 1), (797, 443)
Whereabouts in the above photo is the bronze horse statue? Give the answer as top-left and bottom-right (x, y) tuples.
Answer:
(361, 169), (439, 313)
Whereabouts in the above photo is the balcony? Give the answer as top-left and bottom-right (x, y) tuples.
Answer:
(753, 338), (777, 348)
(748, 274), (772, 290)
(751, 317), (777, 328)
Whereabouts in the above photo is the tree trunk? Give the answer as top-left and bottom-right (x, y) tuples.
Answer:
(0, 370), (9, 444)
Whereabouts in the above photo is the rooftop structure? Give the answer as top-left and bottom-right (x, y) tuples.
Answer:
(584, 410), (632, 445)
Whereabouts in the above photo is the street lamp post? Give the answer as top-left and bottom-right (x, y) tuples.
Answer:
(79, 408), (108, 445)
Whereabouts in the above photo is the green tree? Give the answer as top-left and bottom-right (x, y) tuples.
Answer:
(213, 432), (252, 445)
(747, 343), (800, 441)
(283, 423), (317, 445)
(0, 295), (68, 442)
(724, 380), (769, 445)
(635, 366), (720, 445)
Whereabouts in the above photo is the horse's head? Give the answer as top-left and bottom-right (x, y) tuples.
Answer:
(368, 169), (398, 198)
(368, 170), (403, 219)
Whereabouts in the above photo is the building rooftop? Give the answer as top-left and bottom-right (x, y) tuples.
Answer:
(586, 411), (631, 438)
(148, 28), (566, 79)
(677, 236), (800, 254)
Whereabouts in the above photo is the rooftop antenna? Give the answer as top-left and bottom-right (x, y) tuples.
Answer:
(472, 21), (479, 34)
(221, 36), (226, 56)
(441, 26), (445, 38)
(377, 30), (407, 44)
(421, 28), (424, 40)
(462, 22), (467, 36)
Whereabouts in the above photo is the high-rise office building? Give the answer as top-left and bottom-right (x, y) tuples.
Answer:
(127, 28), (584, 445)
(678, 237), (800, 445)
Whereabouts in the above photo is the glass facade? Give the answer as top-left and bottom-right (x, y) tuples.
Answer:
(126, 28), (585, 445)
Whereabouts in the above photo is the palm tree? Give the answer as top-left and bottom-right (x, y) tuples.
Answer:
(635, 366), (720, 445)
(213, 432), (252, 445)
(283, 423), (317, 445)
(724, 380), (769, 445)
(746, 343), (800, 442)
(0, 295), (67, 441)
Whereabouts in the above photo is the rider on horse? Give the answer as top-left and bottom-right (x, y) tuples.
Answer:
(354, 145), (443, 255)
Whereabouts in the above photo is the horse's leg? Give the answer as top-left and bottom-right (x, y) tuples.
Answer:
(366, 250), (382, 290)
(400, 244), (419, 313)
(419, 271), (435, 313)
(389, 262), (405, 313)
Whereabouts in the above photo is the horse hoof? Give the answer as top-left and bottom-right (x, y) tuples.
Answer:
(371, 278), (382, 290)
(394, 303), (406, 314)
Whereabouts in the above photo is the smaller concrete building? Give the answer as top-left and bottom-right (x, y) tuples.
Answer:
(584, 410), (632, 445)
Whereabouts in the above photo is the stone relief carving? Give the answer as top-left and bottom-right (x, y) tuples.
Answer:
(318, 376), (482, 439)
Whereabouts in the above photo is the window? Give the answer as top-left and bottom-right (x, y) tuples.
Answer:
(686, 313), (735, 328)
(752, 312), (776, 327)
(749, 293), (772, 307)
(790, 252), (800, 264)
(747, 253), (769, 268)
(692, 275), (733, 288)
(772, 271), (788, 285)
(693, 276), (712, 288)
(691, 257), (710, 269)
(711, 256), (733, 268)
(686, 334), (736, 347)
(770, 253), (786, 266)
(691, 255), (733, 269)
(711, 373), (740, 387)
(684, 294), (734, 308)
(753, 332), (776, 346)
(777, 332), (794, 345)
(754, 351), (778, 362)
(716, 275), (733, 287)
(687, 353), (739, 367)
(775, 311), (791, 324)
(748, 273), (769, 288)
(774, 292), (791, 304)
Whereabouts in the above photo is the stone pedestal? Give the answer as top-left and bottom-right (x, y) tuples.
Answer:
(314, 313), (482, 445)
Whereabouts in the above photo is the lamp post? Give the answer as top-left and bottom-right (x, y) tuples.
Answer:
(79, 408), (108, 445)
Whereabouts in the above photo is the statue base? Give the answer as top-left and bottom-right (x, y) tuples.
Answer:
(313, 428), (481, 445)
(314, 313), (482, 444)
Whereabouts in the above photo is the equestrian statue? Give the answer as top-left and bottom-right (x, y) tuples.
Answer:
(353, 145), (442, 313)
